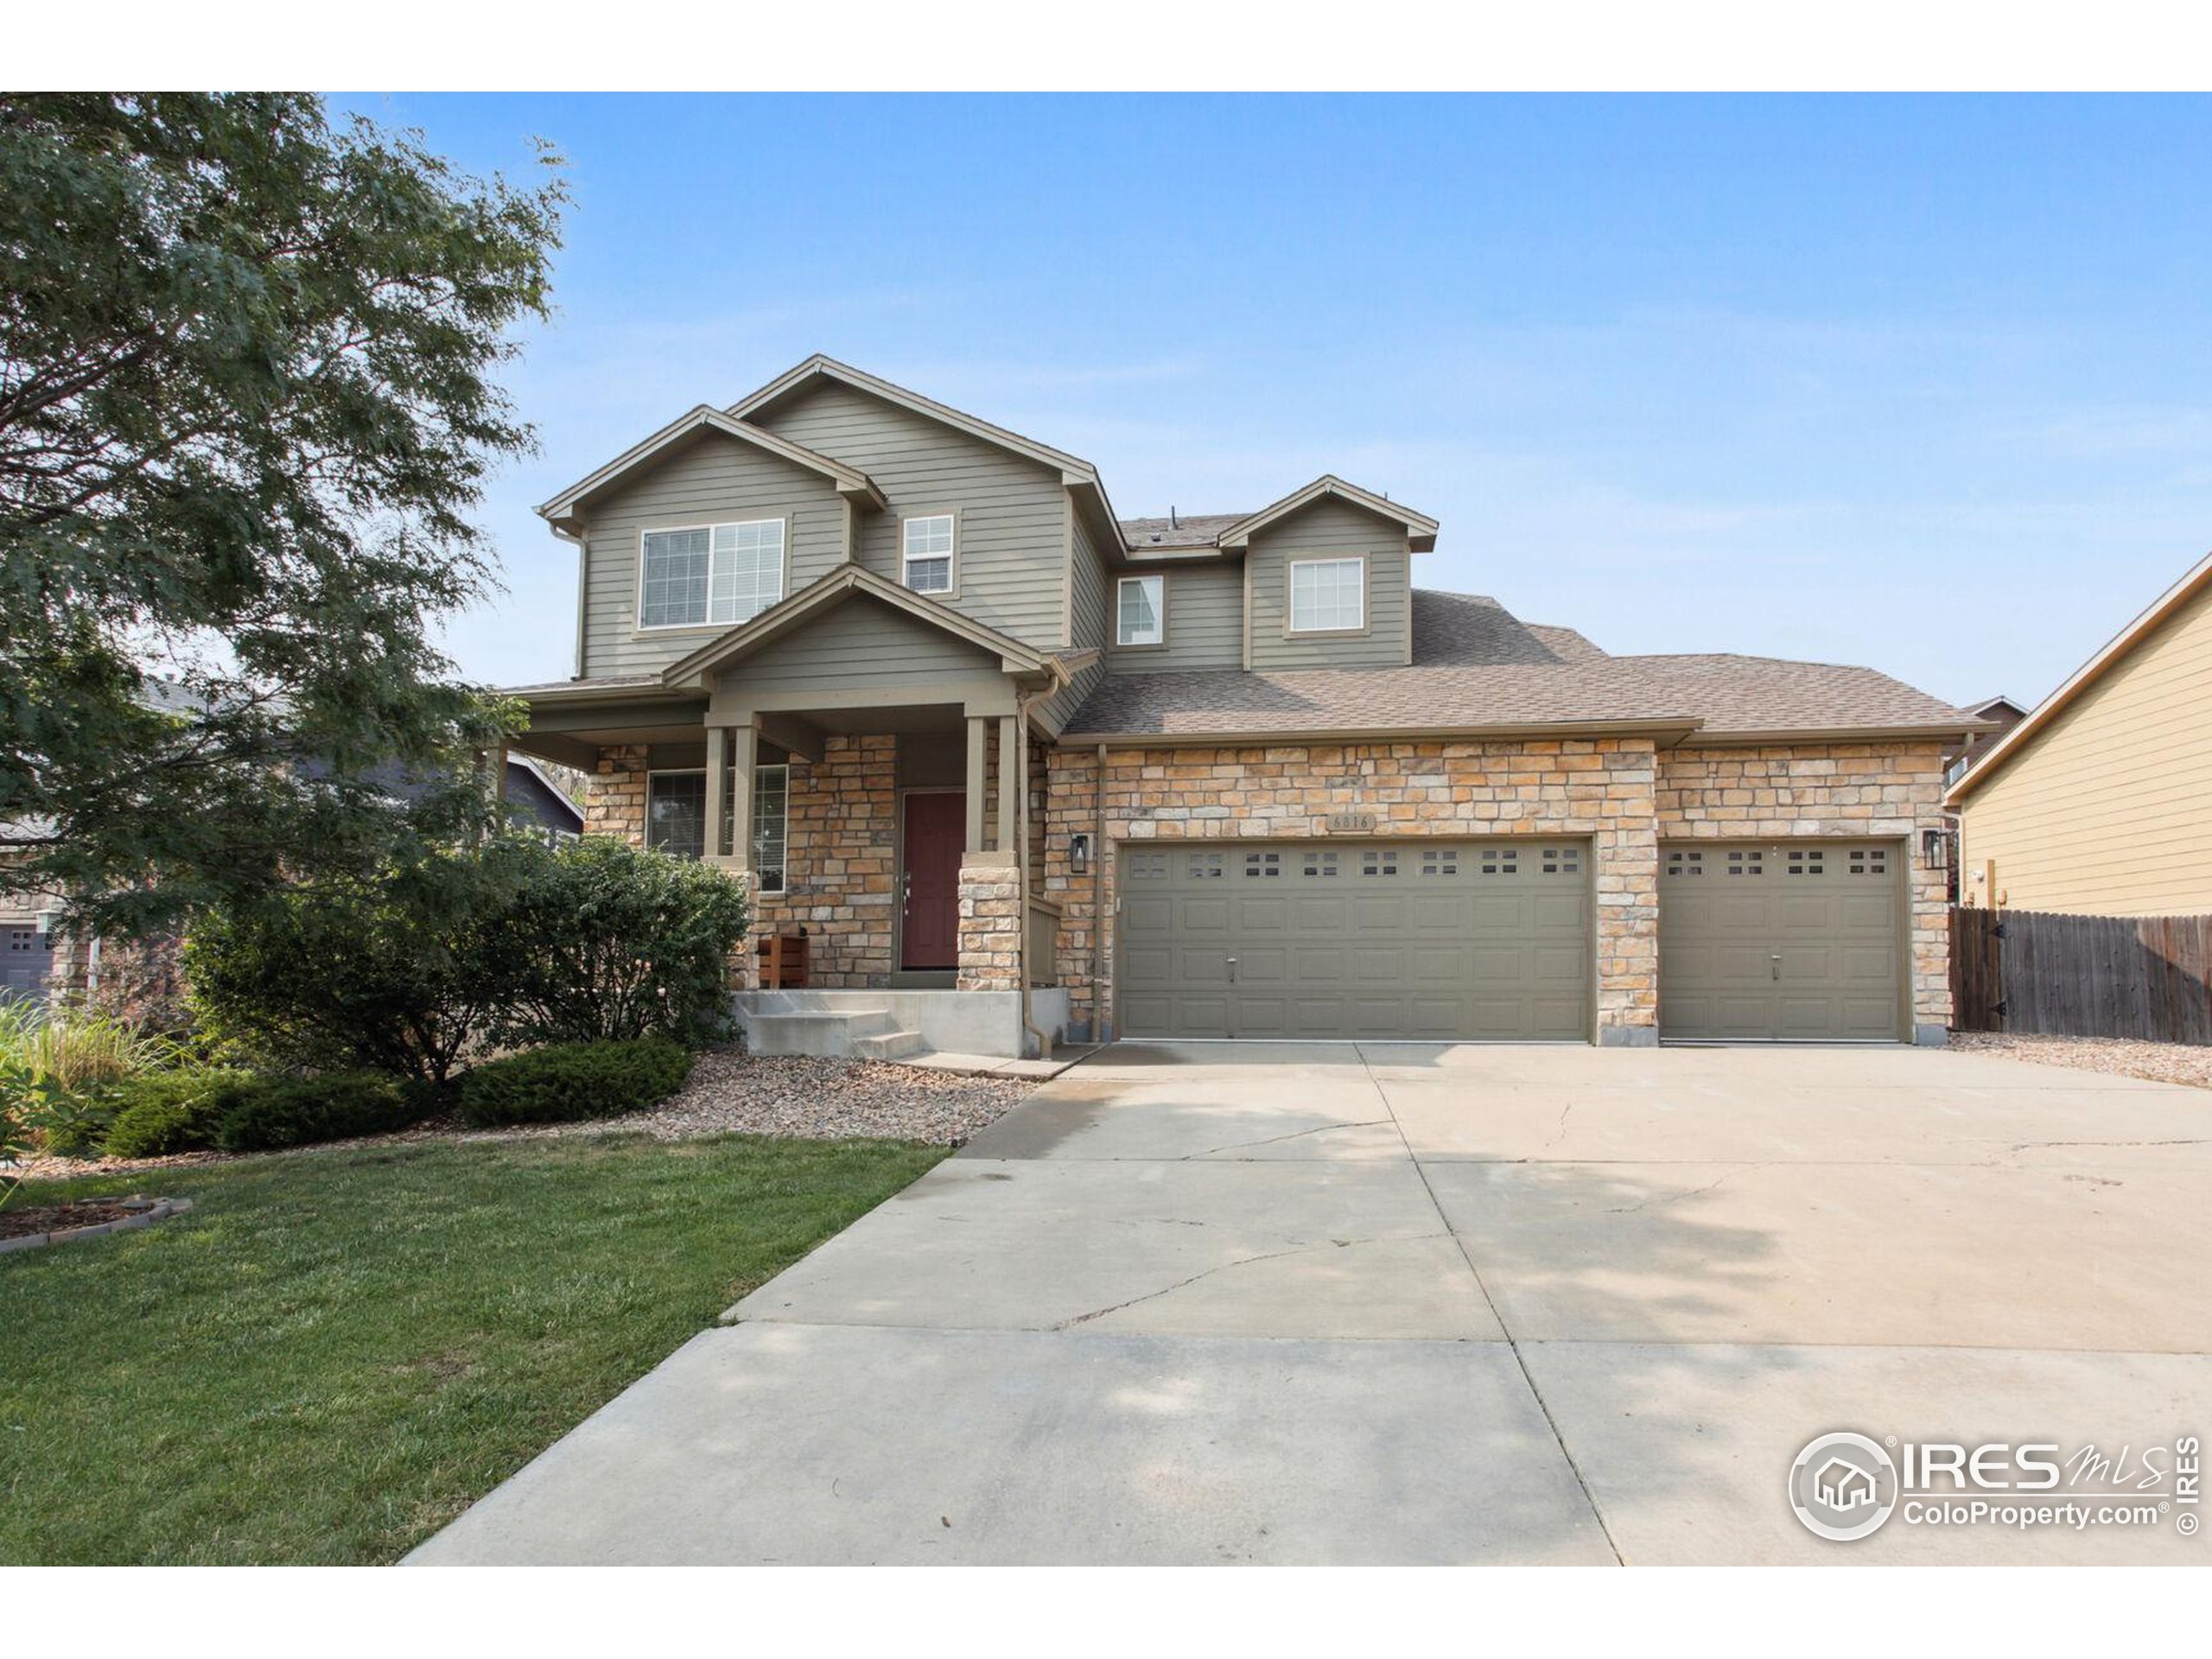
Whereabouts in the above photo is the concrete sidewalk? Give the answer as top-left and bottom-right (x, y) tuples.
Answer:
(411, 1041), (2212, 1565)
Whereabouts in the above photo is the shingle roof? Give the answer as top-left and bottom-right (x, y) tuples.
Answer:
(1065, 588), (1977, 741)
(1411, 591), (1608, 665)
(1118, 512), (1249, 550)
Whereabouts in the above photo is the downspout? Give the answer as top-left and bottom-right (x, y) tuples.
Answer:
(1092, 741), (1108, 1044)
(1014, 680), (1053, 1060)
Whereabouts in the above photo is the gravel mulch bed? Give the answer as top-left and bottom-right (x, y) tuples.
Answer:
(8, 1047), (1036, 1182)
(542, 1046), (1035, 1146)
(1948, 1030), (2212, 1090)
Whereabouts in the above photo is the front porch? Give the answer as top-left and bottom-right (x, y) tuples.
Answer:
(512, 571), (1078, 1058)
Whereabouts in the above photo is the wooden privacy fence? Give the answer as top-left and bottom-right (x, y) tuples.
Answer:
(1949, 907), (2212, 1045)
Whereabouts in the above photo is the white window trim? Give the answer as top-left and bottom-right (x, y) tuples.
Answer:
(1116, 573), (1168, 649)
(751, 762), (790, 894)
(900, 510), (961, 599)
(1285, 554), (1369, 636)
(644, 763), (791, 893)
(635, 517), (791, 633)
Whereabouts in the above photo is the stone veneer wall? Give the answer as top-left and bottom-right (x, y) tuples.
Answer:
(1655, 741), (1951, 1033)
(1043, 738), (1662, 1042)
(955, 861), (1021, 991)
(584, 734), (898, 990)
(753, 734), (897, 988)
(584, 743), (650, 845)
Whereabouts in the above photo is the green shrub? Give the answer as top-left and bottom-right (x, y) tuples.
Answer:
(458, 1038), (693, 1128)
(187, 835), (748, 1085)
(212, 1073), (437, 1154)
(102, 1068), (257, 1158)
(487, 837), (749, 1047)
(185, 844), (531, 1084)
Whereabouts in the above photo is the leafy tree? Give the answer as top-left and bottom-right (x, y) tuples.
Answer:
(0, 93), (564, 936)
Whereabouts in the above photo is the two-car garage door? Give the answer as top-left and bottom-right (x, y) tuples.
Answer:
(1117, 840), (1592, 1040)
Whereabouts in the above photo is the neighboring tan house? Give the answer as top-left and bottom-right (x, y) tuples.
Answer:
(509, 355), (1981, 1058)
(1947, 550), (2212, 917)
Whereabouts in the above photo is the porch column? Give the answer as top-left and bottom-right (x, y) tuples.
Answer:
(964, 715), (988, 853)
(997, 715), (1020, 855)
(726, 721), (756, 874)
(703, 725), (728, 861)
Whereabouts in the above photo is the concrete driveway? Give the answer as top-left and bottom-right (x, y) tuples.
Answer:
(413, 1042), (2211, 1565)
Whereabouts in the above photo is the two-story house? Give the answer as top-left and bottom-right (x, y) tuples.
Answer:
(508, 356), (1981, 1059)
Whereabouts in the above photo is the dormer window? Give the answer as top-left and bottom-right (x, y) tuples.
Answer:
(1287, 556), (1366, 633)
(639, 519), (785, 630)
(902, 513), (957, 594)
(1116, 575), (1165, 646)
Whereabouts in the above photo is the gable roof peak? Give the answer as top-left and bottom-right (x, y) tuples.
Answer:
(728, 354), (1100, 482)
(1217, 474), (1440, 553)
(536, 404), (885, 526)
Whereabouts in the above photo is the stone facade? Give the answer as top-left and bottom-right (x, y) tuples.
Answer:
(1044, 737), (1663, 1041)
(1655, 741), (1951, 1033)
(753, 734), (897, 988)
(583, 743), (650, 845)
(585, 734), (902, 990)
(1040, 735), (1952, 1043)
(954, 861), (1022, 991)
(582, 728), (1951, 1041)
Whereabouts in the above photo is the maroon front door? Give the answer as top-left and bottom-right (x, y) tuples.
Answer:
(901, 792), (964, 969)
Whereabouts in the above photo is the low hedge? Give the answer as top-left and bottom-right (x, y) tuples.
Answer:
(101, 1069), (258, 1158)
(213, 1073), (435, 1153)
(100, 1069), (438, 1157)
(458, 1037), (693, 1128)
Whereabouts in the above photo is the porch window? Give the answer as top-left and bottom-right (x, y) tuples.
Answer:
(639, 519), (785, 629)
(1116, 575), (1165, 645)
(751, 765), (788, 893)
(645, 771), (707, 858)
(644, 765), (788, 894)
(1287, 556), (1364, 633)
(902, 514), (956, 594)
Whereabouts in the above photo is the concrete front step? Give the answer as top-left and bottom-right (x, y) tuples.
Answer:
(851, 1029), (929, 1062)
(747, 1008), (896, 1058)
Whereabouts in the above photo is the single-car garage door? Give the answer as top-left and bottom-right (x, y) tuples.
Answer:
(1118, 840), (1591, 1040)
(1658, 840), (1905, 1041)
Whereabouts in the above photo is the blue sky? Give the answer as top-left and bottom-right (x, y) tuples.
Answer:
(335, 93), (2212, 709)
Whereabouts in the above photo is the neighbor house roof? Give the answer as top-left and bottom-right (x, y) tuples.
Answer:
(1945, 549), (2212, 807)
(537, 404), (886, 528)
(1065, 589), (1980, 746)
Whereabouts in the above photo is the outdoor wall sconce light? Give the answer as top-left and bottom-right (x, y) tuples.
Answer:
(1070, 833), (1091, 876)
(1922, 827), (1948, 870)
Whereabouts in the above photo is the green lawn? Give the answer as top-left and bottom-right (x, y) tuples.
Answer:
(0, 1133), (946, 1564)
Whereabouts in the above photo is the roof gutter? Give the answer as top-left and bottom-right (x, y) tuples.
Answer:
(1679, 721), (1993, 750)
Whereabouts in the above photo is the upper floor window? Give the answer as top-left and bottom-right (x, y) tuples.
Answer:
(639, 520), (785, 630)
(1116, 575), (1165, 646)
(1287, 556), (1365, 633)
(902, 514), (957, 594)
